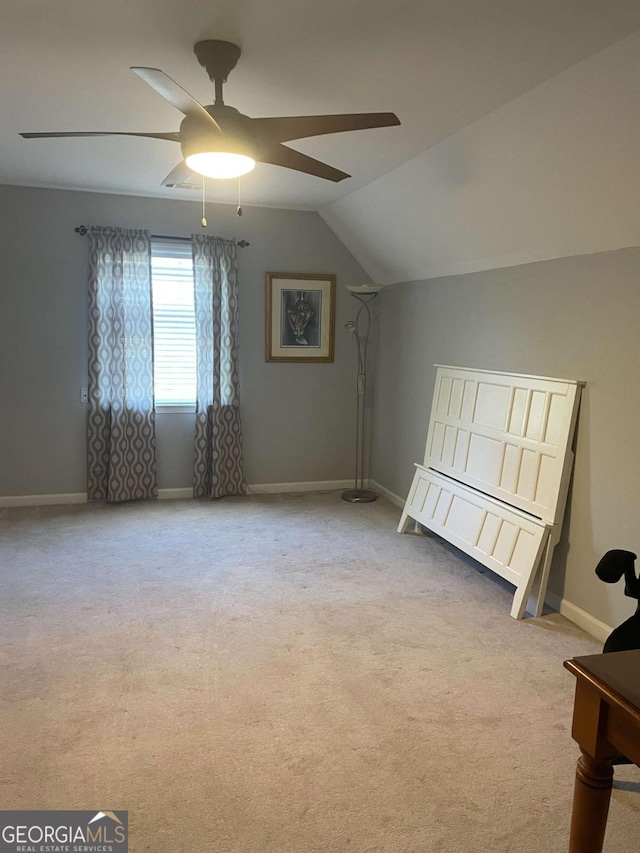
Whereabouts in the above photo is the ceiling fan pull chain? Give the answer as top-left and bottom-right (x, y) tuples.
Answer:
(201, 175), (208, 228)
(237, 177), (243, 217)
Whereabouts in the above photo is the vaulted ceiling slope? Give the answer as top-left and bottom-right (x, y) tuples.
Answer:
(321, 30), (640, 284)
(2, 1), (640, 211)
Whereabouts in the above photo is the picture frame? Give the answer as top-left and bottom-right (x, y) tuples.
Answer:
(265, 273), (336, 363)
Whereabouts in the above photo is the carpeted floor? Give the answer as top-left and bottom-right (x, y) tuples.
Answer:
(1, 492), (638, 852)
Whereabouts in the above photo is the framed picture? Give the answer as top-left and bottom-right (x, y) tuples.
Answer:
(265, 273), (336, 363)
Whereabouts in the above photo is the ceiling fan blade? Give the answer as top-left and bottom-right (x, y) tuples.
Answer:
(260, 143), (350, 182)
(161, 161), (199, 188)
(130, 67), (223, 134)
(253, 113), (400, 144)
(20, 131), (180, 141)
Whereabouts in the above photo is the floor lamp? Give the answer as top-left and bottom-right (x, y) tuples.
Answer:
(342, 283), (383, 503)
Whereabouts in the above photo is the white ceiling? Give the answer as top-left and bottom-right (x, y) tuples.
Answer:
(321, 30), (640, 283)
(2, 0), (640, 210)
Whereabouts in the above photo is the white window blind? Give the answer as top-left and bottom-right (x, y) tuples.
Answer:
(151, 239), (197, 407)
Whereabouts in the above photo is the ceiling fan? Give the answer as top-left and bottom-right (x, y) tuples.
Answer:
(21, 40), (401, 188)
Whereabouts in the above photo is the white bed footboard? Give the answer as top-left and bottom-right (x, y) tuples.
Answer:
(399, 366), (583, 619)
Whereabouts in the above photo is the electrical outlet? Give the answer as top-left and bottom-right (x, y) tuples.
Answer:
(80, 387), (88, 403)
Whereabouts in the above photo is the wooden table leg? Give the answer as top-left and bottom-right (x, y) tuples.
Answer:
(568, 751), (614, 853)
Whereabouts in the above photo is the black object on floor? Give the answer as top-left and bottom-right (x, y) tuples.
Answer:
(595, 549), (640, 767)
(595, 550), (640, 654)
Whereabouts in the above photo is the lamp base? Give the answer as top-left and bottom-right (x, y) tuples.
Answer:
(341, 488), (378, 503)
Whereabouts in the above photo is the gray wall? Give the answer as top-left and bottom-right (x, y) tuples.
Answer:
(0, 184), (369, 495)
(371, 247), (640, 629)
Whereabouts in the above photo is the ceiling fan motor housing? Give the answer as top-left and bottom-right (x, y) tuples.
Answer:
(179, 108), (259, 162)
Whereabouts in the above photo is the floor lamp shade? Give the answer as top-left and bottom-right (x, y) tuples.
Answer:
(342, 284), (383, 503)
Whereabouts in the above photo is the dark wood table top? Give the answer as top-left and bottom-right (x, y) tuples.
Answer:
(564, 650), (640, 713)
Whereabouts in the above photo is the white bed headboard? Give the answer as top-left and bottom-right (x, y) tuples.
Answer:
(424, 366), (584, 525)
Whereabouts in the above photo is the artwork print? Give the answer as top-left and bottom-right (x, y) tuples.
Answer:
(280, 289), (322, 348)
(265, 273), (336, 363)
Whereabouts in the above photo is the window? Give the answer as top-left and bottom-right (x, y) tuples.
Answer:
(151, 239), (197, 409)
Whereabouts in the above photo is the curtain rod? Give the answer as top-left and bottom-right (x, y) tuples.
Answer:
(74, 225), (249, 248)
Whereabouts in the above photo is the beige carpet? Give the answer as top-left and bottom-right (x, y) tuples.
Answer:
(1, 492), (638, 852)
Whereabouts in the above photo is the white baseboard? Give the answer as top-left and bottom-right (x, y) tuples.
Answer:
(369, 479), (405, 509)
(0, 489), (194, 506)
(0, 480), (358, 508)
(533, 590), (612, 641)
(158, 488), (192, 500)
(518, 588), (612, 641)
(161, 481), (359, 498)
(247, 479), (354, 494)
(557, 598), (613, 643)
(0, 492), (88, 508)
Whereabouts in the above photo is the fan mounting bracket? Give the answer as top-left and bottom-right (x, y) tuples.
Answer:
(194, 40), (241, 84)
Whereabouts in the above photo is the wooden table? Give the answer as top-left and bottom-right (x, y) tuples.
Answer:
(564, 650), (640, 852)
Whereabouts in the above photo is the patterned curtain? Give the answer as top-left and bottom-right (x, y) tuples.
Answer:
(192, 234), (246, 499)
(87, 227), (157, 502)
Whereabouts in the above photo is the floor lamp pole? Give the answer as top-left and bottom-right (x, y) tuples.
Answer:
(342, 285), (382, 504)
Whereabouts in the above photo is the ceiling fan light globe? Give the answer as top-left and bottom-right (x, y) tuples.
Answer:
(185, 152), (256, 179)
